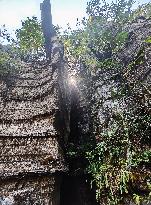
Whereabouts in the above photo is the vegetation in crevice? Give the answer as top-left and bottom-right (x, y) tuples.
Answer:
(0, 0), (150, 204)
(61, 0), (151, 204)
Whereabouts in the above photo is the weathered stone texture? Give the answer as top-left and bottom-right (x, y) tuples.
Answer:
(95, 19), (151, 127)
(0, 137), (66, 177)
(0, 38), (69, 204)
(0, 175), (61, 205)
(119, 18), (151, 64)
(92, 19), (151, 205)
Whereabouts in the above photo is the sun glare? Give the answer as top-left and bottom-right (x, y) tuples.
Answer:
(69, 76), (77, 87)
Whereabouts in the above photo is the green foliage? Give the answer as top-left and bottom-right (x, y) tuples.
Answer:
(85, 48), (151, 203)
(132, 2), (151, 19)
(114, 31), (129, 51)
(62, 0), (151, 67)
(0, 27), (19, 76)
(86, 0), (134, 24)
(0, 25), (12, 44)
(86, 108), (151, 204)
(15, 16), (44, 60)
(0, 16), (45, 76)
(62, 0), (133, 67)
(0, 48), (21, 77)
(145, 36), (151, 44)
(133, 194), (142, 205)
(0, 49), (11, 75)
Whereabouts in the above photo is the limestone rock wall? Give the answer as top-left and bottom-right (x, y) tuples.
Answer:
(0, 175), (61, 205)
(0, 137), (66, 177)
(0, 39), (69, 204)
(65, 18), (151, 205)
(93, 18), (151, 130)
(89, 18), (151, 204)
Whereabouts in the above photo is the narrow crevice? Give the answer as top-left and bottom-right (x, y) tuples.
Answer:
(60, 174), (97, 205)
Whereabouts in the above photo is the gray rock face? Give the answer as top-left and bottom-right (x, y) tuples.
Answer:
(0, 175), (61, 205)
(93, 19), (151, 205)
(65, 18), (151, 205)
(94, 19), (151, 129)
(118, 18), (151, 65)
(0, 197), (14, 205)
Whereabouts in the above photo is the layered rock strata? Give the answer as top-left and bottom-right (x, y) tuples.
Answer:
(0, 42), (69, 204)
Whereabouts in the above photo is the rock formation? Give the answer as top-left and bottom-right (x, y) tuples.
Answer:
(40, 0), (55, 59)
(0, 1), (97, 204)
(86, 18), (151, 205)
(0, 36), (96, 205)
(0, 37), (69, 204)
(0, 1), (150, 205)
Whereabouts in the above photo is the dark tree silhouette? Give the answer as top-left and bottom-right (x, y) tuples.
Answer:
(40, 0), (55, 59)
